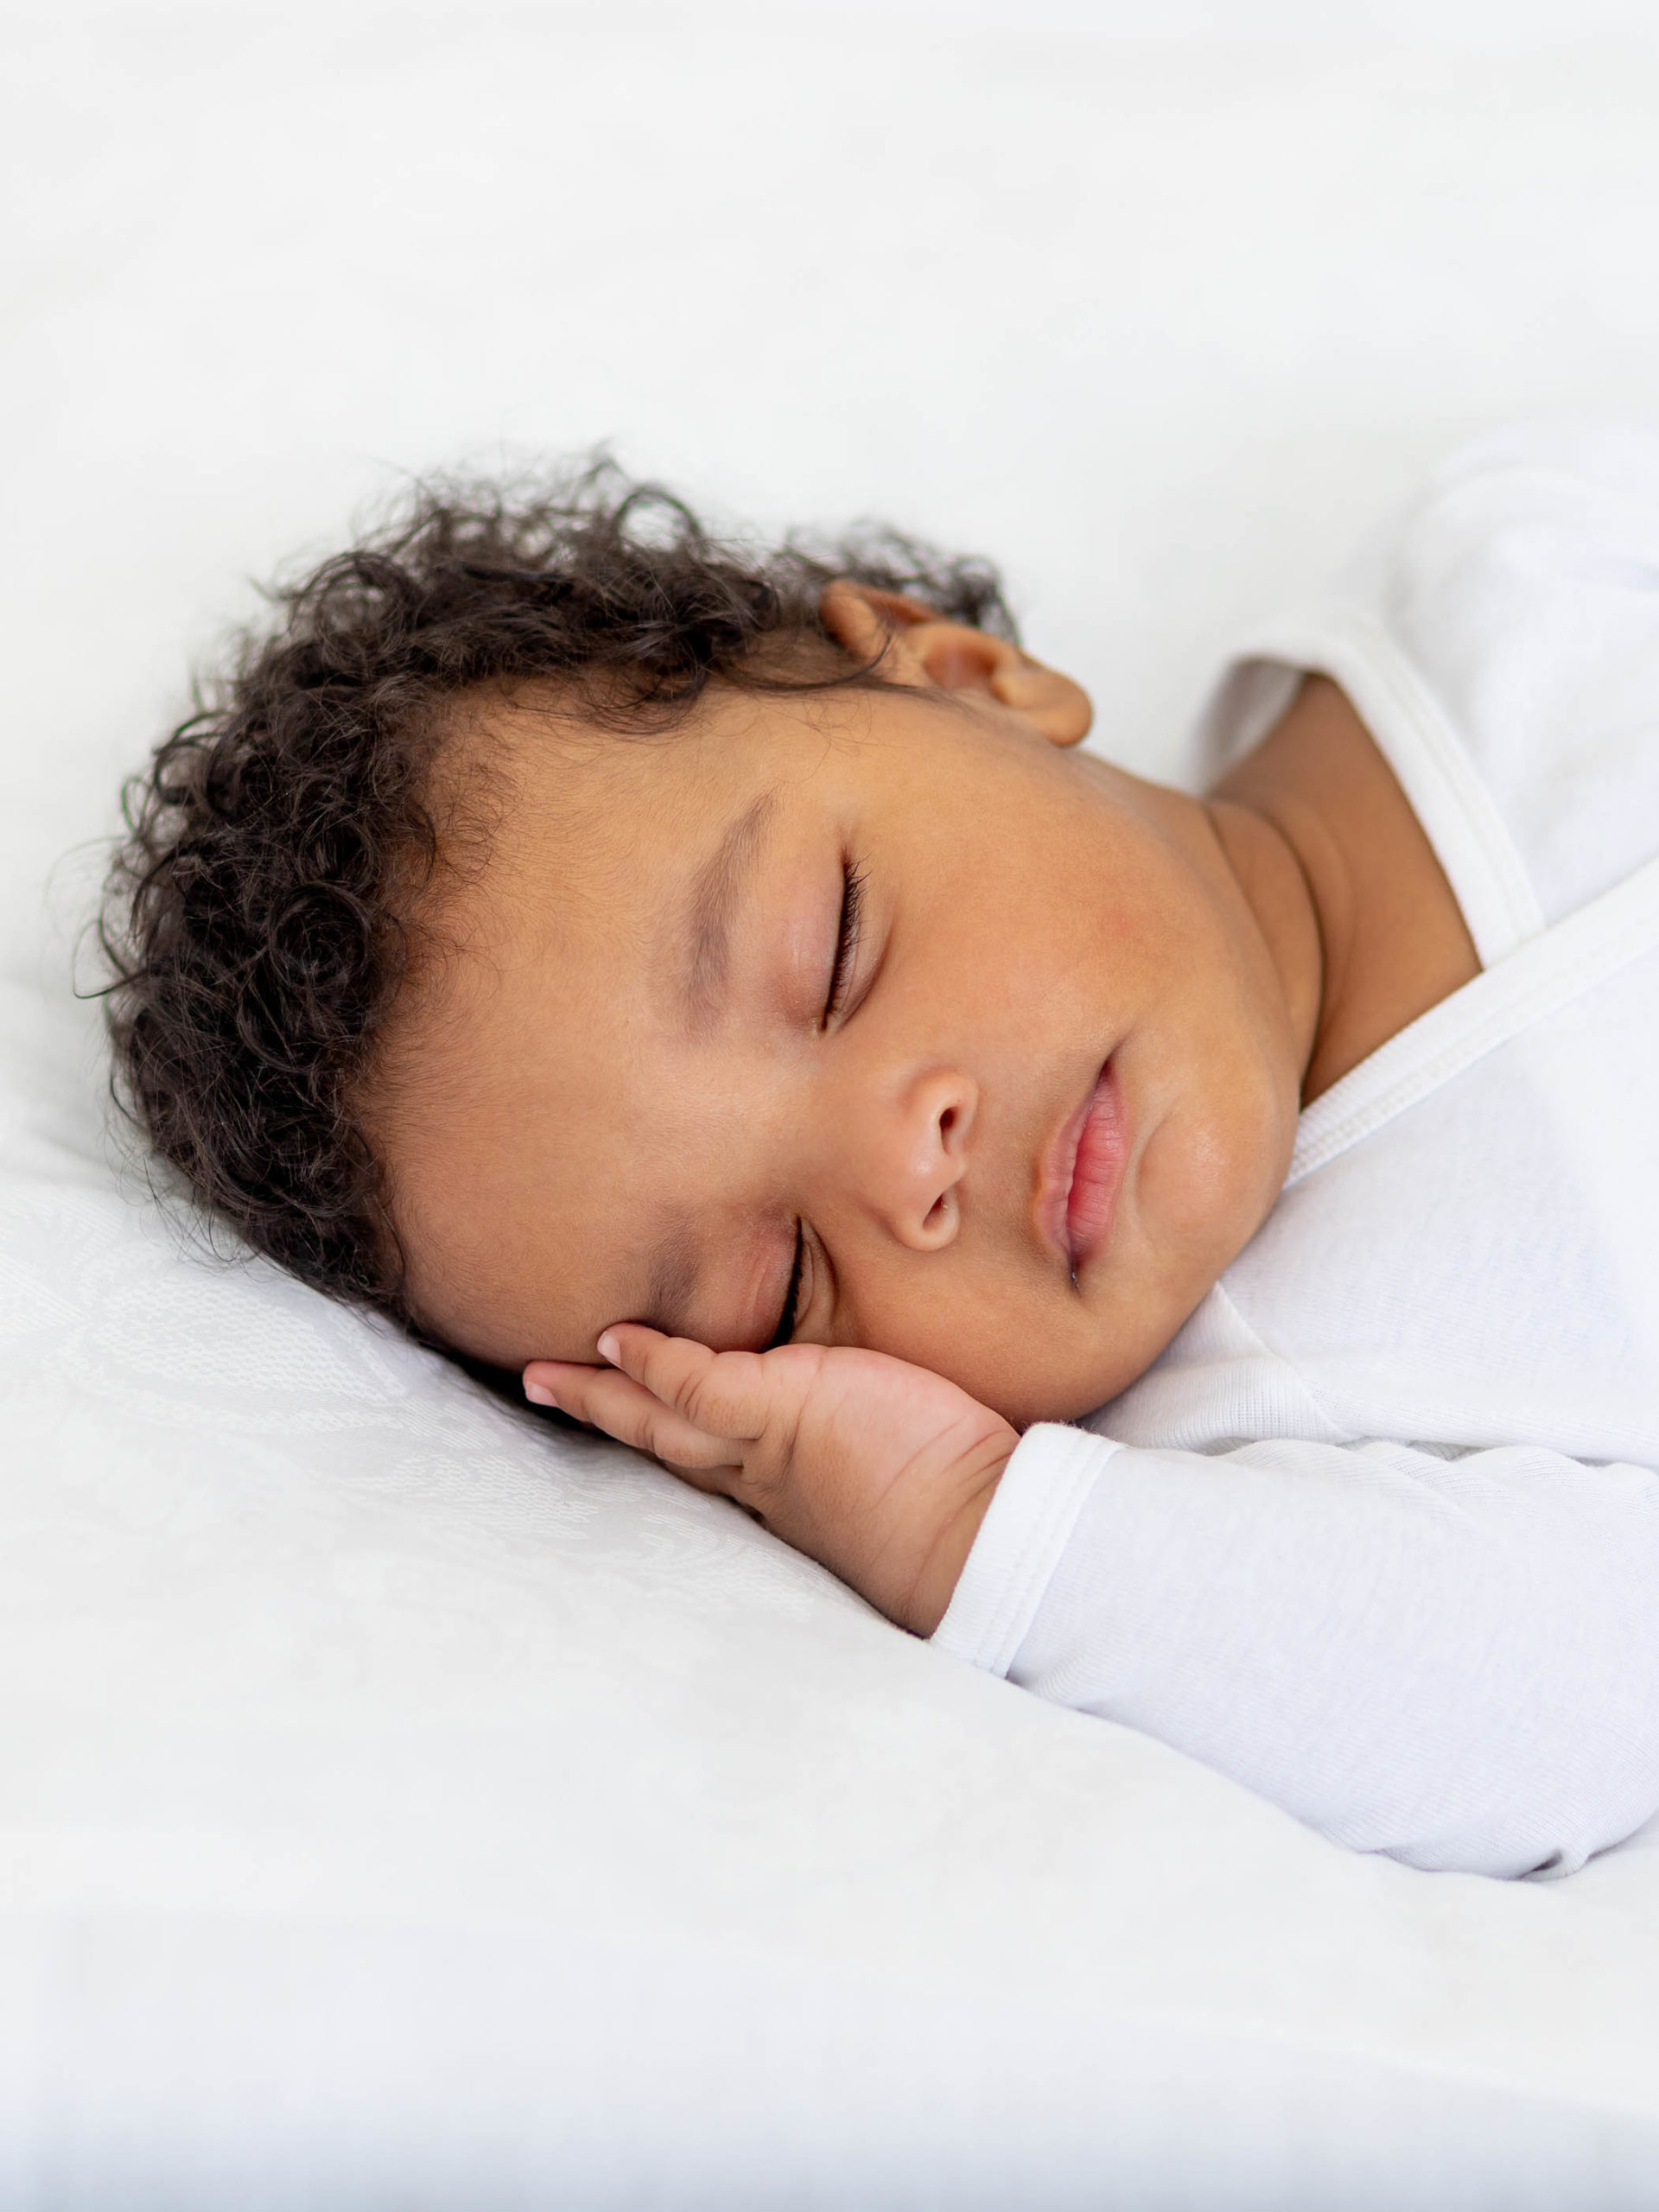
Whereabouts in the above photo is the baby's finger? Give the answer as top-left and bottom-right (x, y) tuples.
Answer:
(595, 1324), (775, 1443)
(524, 1358), (743, 1478)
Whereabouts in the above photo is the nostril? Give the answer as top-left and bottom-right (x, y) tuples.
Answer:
(939, 1105), (957, 1139)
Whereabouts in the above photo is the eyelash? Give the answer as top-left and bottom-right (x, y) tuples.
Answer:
(823, 859), (866, 1026)
(767, 1229), (807, 1352)
(770, 860), (866, 1351)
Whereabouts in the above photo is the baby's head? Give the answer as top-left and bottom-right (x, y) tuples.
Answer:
(107, 466), (1300, 1427)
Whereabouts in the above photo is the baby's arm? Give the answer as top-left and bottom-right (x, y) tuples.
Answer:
(527, 1334), (1659, 1878)
(945, 1424), (1659, 1877)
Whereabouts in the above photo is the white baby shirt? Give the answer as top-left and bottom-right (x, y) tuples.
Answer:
(932, 422), (1659, 1879)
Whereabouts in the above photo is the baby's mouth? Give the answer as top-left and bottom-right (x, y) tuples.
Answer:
(1039, 1060), (1128, 1274)
(1065, 1063), (1127, 1270)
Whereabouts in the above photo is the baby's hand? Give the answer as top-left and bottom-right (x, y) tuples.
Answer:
(524, 1330), (1017, 1636)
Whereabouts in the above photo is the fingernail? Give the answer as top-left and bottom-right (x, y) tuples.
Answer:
(524, 1381), (560, 1408)
(596, 1331), (620, 1364)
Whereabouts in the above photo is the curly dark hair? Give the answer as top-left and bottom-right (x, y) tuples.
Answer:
(101, 458), (1016, 1338)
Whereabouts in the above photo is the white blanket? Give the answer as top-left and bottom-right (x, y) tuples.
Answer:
(8, 6), (1659, 2202)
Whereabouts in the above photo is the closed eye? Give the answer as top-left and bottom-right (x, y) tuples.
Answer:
(824, 859), (866, 1024)
(766, 1224), (806, 1351)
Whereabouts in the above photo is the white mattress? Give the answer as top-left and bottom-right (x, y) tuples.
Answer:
(7, 5), (1659, 2202)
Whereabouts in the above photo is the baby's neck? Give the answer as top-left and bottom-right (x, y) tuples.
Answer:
(1207, 675), (1480, 1103)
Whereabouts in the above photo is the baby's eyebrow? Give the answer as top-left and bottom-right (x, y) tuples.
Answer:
(680, 790), (779, 1032)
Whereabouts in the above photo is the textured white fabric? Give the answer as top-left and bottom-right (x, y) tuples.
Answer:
(15, 16), (1659, 2208)
(937, 427), (1659, 1877)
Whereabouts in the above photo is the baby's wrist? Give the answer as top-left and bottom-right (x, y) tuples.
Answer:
(896, 1437), (1014, 1639)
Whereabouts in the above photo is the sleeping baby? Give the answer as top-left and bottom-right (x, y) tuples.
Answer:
(106, 422), (1659, 1879)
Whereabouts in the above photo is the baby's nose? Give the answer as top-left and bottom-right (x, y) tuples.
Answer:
(869, 1069), (976, 1251)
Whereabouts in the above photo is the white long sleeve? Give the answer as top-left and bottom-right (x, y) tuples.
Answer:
(931, 1424), (1659, 1878)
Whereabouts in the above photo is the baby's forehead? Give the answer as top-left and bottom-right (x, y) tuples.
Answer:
(431, 678), (883, 938)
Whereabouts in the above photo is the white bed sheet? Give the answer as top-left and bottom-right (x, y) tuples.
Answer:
(7, 6), (1659, 2202)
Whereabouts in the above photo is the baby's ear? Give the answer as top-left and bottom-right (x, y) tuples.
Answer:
(819, 580), (1092, 748)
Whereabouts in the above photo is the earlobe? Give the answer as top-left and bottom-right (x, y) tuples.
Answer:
(818, 578), (1093, 748)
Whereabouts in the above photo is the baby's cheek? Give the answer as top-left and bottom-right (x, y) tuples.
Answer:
(843, 1270), (1097, 1427)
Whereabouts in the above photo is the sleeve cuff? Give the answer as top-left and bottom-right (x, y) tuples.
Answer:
(930, 1422), (1116, 1677)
